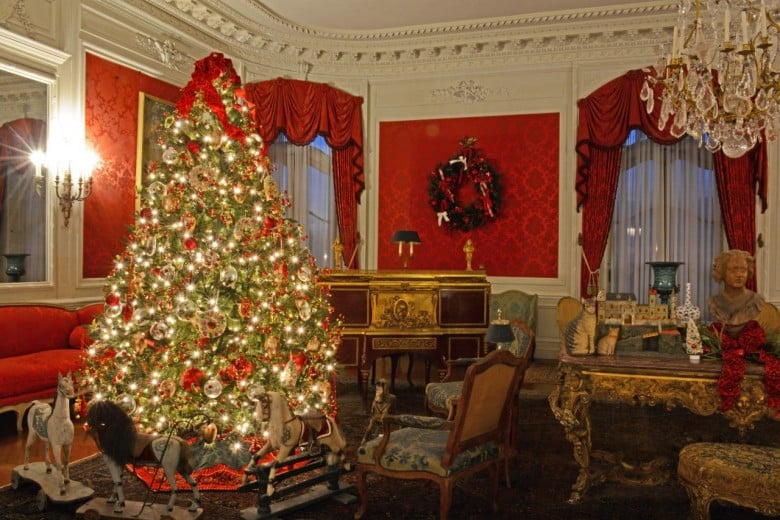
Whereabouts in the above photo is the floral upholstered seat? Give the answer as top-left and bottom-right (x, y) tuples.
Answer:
(357, 415), (501, 476)
(354, 349), (528, 520)
(678, 442), (780, 520)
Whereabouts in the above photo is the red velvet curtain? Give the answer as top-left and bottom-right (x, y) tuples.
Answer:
(244, 78), (365, 268)
(575, 68), (767, 296)
(713, 148), (766, 291)
(0, 118), (46, 215)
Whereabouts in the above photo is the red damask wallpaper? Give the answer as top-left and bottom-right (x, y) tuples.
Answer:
(83, 53), (180, 278)
(378, 114), (559, 277)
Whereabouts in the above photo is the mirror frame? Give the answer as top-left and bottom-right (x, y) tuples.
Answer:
(0, 27), (68, 295)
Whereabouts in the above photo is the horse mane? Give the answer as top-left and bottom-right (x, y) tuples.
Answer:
(87, 400), (136, 465)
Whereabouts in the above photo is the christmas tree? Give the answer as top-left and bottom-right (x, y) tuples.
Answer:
(81, 53), (342, 439)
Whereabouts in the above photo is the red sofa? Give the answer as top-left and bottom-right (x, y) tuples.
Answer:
(0, 302), (103, 432)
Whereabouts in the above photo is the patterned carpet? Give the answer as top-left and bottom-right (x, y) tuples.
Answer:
(1, 360), (773, 519)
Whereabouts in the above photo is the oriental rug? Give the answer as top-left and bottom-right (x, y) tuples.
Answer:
(2, 367), (776, 519)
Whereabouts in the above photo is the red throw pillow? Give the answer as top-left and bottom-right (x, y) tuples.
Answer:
(68, 325), (93, 349)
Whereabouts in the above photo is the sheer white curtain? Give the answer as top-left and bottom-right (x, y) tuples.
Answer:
(267, 134), (336, 267)
(603, 130), (724, 319)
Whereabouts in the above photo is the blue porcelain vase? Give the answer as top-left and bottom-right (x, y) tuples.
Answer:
(646, 261), (683, 304)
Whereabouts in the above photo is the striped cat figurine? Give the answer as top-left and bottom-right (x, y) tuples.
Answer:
(565, 298), (597, 355)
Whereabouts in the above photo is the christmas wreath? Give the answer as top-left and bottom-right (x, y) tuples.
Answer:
(427, 137), (502, 232)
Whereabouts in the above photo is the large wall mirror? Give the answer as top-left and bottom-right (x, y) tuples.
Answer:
(0, 67), (47, 283)
(0, 26), (66, 290)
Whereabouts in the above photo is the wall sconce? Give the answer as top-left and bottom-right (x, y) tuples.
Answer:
(30, 146), (99, 228)
(391, 230), (420, 269)
(485, 309), (514, 351)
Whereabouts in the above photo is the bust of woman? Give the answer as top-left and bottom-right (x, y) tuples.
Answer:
(708, 249), (765, 338)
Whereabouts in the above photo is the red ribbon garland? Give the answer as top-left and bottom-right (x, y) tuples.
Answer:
(709, 320), (780, 413)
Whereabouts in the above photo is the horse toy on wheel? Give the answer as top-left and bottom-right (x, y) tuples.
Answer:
(24, 372), (76, 495)
(85, 399), (201, 514)
(242, 389), (350, 496)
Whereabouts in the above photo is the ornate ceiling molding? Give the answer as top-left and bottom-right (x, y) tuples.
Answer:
(120, 1), (678, 77)
(0, 0), (34, 36)
(430, 80), (509, 104)
(135, 34), (186, 70)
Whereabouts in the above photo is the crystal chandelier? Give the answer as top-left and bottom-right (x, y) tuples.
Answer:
(642, 0), (780, 158)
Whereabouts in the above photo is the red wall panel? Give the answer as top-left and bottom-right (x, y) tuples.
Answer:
(83, 53), (180, 278)
(378, 114), (559, 277)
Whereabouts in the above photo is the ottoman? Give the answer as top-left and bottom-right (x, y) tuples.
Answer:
(677, 442), (780, 520)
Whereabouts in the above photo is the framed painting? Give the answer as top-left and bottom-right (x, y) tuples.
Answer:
(136, 92), (174, 205)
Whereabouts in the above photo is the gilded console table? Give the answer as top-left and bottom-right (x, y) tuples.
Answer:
(317, 270), (489, 398)
(548, 353), (779, 504)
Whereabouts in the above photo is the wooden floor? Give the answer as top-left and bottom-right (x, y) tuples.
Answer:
(0, 359), (558, 488)
(0, 413), (98, 488)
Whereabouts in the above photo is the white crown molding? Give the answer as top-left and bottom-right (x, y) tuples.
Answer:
(110, 0), (678, 78)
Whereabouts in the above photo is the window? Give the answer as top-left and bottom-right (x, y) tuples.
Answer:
(601, 129), (724, 319)
(267, 134), (337, 267)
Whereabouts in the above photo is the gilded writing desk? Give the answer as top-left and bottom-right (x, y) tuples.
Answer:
(548, 352), (779, 504)
(317, 270), (489, 398)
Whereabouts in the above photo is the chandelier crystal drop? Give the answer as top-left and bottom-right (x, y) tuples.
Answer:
(643, 0), (780, 158)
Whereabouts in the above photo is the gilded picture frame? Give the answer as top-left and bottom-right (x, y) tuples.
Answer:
(136, 93), (174, 206)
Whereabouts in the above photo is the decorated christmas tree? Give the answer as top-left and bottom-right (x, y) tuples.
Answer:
(80, 53), (342, 439)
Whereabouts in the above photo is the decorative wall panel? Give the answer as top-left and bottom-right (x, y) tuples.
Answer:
(82, 53), (179, 278)
(378, 113), (559, 278)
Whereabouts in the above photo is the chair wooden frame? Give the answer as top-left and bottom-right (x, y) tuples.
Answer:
(354, 349), (528, 520)
(424, 321), (533, 417)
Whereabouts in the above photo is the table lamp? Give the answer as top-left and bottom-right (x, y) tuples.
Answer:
(485, 309), (514, 351)
(392, 230), (420, 269)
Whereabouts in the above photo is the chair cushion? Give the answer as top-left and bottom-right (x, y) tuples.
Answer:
(678, 442), (780, 500)
(425, 381), (463, 411)
(357, 425), (500, 477)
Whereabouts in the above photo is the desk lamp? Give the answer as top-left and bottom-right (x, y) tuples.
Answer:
(485, 309), (514, 351)
(391, 230), (420, 269)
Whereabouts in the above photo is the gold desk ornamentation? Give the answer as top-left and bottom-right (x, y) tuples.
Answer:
(332, 237), (344, 270)
(463, 239), (474, 271)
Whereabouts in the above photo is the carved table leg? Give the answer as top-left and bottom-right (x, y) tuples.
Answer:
(548, 364), (592, 504)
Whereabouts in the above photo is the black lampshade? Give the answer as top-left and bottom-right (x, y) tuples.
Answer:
(485, 322), (514, 344)
(392, 230), (421, 244)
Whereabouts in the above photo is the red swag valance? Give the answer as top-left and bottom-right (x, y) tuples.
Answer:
(574, 68), (767, 296)
(244, 79), (364, 268)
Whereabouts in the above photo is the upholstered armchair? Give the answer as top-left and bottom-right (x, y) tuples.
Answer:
(354, 349), (529, 520)
(489, 289), (538, 359)
(425, 320), (534, 418)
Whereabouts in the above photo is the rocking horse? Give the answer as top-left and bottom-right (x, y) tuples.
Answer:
(24, 372), (76, 495)
(242, 390), (350, 496)
(85, 399), (201, 514)
(360, 378), (395, 445)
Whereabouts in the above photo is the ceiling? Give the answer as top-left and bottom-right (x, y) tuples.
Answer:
(255, 0), (654, 31)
